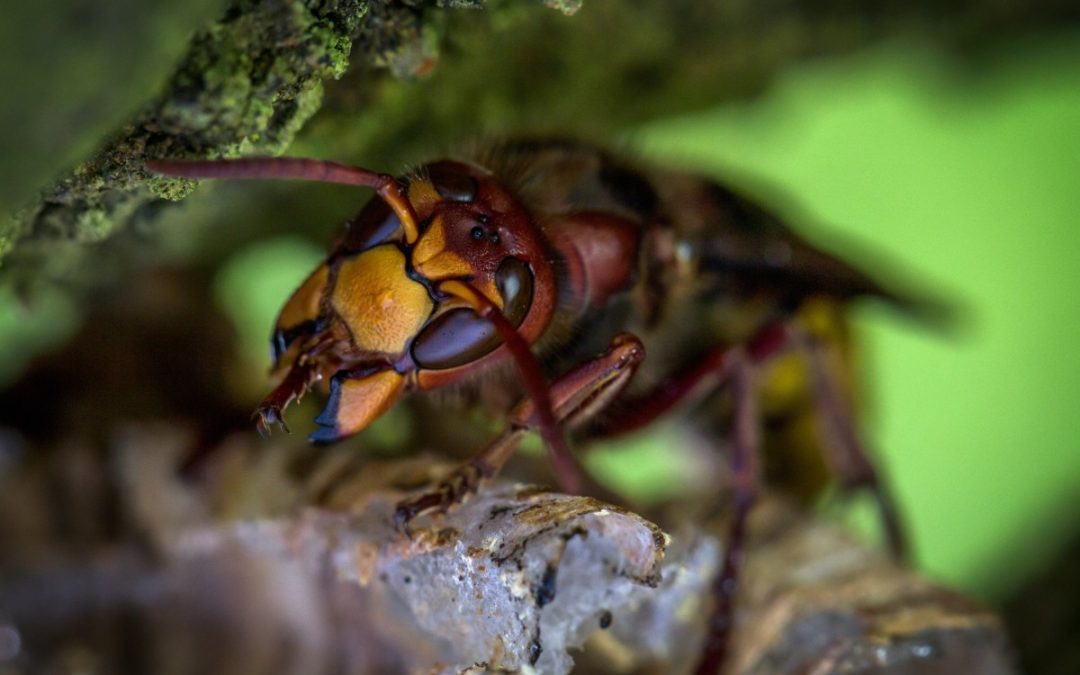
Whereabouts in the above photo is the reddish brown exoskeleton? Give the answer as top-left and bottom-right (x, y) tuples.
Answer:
(148, 139), (921, 674)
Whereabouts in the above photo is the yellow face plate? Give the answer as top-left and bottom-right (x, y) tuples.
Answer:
(331, 245), (433, 353)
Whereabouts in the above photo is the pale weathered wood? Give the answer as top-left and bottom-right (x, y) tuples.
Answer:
(0, 428), (1016, 674)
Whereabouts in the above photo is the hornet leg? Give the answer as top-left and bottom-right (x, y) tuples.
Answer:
(693, 354), (761, 675)
(394, 333), (646, 531)
(795, 328), (907, 559)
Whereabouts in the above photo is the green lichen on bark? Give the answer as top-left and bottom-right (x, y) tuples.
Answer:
(1, 0), (458, 284)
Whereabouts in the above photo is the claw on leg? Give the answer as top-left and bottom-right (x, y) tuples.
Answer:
(394, 430), (524, 535)
(254, 405), (291, 437)
(253, 360), (317, 437)
(393, 467), (481, 536)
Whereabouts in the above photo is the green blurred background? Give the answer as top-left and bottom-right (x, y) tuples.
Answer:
(632, 35), (1080, 601)
(2, 1), (1078, 616)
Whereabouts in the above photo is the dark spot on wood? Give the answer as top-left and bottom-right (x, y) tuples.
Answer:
(403, 575), (411, 584)
(599, 611), (613, 629)
(652, 529), (667, 551)
(535, 564), (558, 608)
(560, 526), (588, 542)
(529, 638), (542, 665)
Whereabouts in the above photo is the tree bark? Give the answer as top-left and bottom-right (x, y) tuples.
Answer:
(3, 0), (1079, 291)
(0, 428), (1015, 674)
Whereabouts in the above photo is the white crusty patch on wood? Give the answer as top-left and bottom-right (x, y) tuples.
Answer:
(177, 483), (704, 674)
(378, 486), (668, 674)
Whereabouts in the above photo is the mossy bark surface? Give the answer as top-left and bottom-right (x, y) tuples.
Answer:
(3, 0), (1078, 293)
(2, 0), (444, 287)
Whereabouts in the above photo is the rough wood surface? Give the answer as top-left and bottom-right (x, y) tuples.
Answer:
(0, 428), (1015, 674)
(727, 500), (1014, 675)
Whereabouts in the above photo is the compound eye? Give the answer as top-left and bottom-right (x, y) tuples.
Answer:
(495, 257), (533, 325)
(411, 258), (535, 370)
(428, 163), (478, 202)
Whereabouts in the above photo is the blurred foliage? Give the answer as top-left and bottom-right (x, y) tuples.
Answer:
(0, 0), (442, 289)
(0, 0), (225, 217)
(213, 235), (324, 367)
(0, 289), (79, 386)
(635, 33), (1080, 599)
